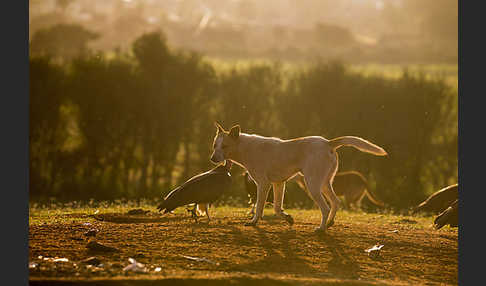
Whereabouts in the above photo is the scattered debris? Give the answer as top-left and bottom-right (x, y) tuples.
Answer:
(86, 241), (118, 252)
(82, 222), (92, 226)
(123, 258), (148, 273)
(94, 210), (100, 215)
(29, 262), (39, 269)
(181, 255), (219, 265)
(84, 229), (99, 237)
(81, 257), (101, 266)
(127, 209), (150, 215)
(388, 229), (399, 233)
(154, 267), (162, 272)
(71, 236), (84, 241)
(40, 257), (70, 263)
(365, 244), (384, 259)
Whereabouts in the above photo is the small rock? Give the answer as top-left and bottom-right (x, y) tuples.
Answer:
(81, 257), (101, 266)
(84, 229), (99, 237)
(86, 241), (118, 252)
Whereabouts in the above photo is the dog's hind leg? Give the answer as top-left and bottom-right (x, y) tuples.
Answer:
(321, 181), (341, 228)
(320, 161), (341, 228)
(303, 174), (331, 233)
(245, 179), (271, 226)
(272, 182), (294, 225)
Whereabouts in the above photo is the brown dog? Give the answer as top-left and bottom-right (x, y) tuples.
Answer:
(210, 123), (387, 233)
(293, 171), (385, 210)
(245, 170), (384, 214)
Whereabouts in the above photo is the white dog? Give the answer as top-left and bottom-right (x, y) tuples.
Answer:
(210, 123), (387, 233)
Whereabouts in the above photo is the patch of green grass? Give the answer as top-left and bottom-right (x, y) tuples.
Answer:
(29, 201), (447, 232)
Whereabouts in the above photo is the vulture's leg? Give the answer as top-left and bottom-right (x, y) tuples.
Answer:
(204, 204), (211, 222)
(187, 204), (199, 223)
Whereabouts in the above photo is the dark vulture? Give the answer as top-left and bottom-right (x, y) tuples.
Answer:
(434, 199), (458, 229)
(413, 184), (458, 214)
(157, 161), (232, 221)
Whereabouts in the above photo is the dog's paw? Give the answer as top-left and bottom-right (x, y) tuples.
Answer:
(326, 219), (335, 228)
(244, 221), (257, 226)
(314, 228), (327, 235)
(285, 214), (294, 226)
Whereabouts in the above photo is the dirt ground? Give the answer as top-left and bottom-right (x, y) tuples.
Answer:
(29, 207), (458, 286)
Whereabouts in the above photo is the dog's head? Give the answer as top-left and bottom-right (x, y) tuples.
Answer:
(210, 122), (240, 164)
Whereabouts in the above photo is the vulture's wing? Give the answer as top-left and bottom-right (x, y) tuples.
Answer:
(157, 166), (231, 212)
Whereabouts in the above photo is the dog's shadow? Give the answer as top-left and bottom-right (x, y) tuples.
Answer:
(318, 234), (361, 279)
(209, 215), (361, 279)
(229, 224), (321, 277)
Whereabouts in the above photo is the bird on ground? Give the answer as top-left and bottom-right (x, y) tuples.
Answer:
(157, 160), (233, 222)
(434, 199), (458, 229)
(413, 184), (458, 215)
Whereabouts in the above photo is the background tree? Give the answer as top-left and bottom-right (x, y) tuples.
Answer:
(30, 24), (99, 62)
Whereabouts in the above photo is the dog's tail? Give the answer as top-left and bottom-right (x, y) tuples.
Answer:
(364, 189), (386, 207)
(353, 171), (385, 207)
(328, 136), (387, 156)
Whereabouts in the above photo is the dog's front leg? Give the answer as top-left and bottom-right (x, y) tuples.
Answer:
(272, 182), (294, 225)
(245, 180), (271, 226)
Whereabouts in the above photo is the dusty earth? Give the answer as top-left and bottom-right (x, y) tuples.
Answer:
(29, 207), (457, 286)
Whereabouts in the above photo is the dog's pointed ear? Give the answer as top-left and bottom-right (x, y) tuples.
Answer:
(229, 125), (240, 139)
(214, 122), (225, 134)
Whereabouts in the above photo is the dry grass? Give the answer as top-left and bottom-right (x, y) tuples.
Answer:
(29, 204), (457, 286)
